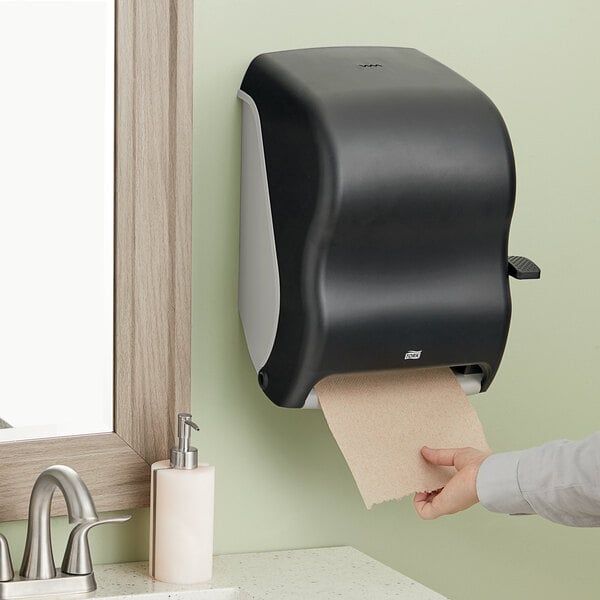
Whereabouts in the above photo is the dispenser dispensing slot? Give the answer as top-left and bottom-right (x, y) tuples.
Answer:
(301, 371), (483, 409)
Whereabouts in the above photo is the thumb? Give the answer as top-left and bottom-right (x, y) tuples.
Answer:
(421, 446), (459, 467)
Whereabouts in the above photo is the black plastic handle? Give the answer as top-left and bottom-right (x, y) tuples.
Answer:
(508, 256), (541, 280)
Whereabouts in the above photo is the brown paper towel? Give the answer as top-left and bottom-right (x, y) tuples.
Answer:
(316, 367), (490, 509)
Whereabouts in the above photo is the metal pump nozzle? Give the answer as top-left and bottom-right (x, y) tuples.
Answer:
(170, 413), (199, 469)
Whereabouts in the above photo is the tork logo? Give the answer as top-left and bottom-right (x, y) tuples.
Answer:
(404, 350), (422, 360)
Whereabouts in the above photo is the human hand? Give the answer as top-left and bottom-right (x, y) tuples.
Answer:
(413, 446), (492, 519)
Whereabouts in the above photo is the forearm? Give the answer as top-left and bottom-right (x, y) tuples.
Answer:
(476, 432), (600, 526)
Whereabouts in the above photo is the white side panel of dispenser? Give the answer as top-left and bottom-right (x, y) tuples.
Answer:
(237, 90), (280, 371)
(301, 372), (483, 408)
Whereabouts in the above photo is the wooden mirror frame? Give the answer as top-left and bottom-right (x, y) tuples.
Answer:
(0, 0), (193, 522)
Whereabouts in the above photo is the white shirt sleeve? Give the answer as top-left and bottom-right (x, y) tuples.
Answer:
(476, 432), (600, 527)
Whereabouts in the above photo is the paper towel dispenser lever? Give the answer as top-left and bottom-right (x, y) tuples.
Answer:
(508, 256), (541, 280)
(237, 47), (539, 409)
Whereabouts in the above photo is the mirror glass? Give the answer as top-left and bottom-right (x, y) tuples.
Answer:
(0, 0), (114, 441)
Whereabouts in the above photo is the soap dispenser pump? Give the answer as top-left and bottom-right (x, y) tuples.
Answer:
(149, 413), (215, 584)
(171, 412), (200, 468)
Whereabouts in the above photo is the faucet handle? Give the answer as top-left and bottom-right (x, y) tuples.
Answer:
(0, 534), (13, 582)
(61, 515), (131, 576)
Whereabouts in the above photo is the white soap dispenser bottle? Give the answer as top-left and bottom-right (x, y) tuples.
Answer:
(149, 413), (215, 583)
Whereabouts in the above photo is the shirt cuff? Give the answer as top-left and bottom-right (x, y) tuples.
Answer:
(476, 451), (535, 515)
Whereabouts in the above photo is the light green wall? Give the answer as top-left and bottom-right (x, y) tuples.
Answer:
(192, 1), (600, 598)
(1, 1), (598, 599)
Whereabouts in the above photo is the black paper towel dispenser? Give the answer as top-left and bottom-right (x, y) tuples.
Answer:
(237, 47), (540, 409)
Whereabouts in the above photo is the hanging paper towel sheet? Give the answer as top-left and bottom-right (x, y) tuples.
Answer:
(315, 367), (490, 509)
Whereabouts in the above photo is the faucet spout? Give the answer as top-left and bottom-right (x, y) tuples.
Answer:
(20, 465), (98, 580)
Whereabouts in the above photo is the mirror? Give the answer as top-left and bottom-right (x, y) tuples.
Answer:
(0, 0), (114, 441)
(0, 0), (192, 522)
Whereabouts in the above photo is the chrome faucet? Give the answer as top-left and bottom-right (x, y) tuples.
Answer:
(21, 465), (98, 580)
(0, 465), (130, 599)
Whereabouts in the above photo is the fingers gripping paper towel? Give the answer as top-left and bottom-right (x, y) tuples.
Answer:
(315, 367), (490, 509)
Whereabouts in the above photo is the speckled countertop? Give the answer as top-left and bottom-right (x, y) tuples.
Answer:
(84, 547), (448, 600)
